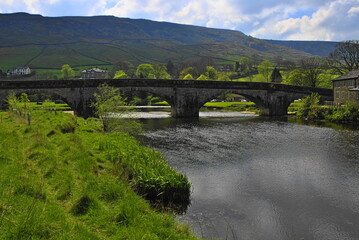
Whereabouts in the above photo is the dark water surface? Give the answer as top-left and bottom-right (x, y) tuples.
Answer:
(139, 113), (359, 240)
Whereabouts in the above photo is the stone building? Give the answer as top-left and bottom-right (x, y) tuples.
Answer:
(332, 69), (359, 105)
(7, 66), (31, 76)
(81, 68), (109, 79)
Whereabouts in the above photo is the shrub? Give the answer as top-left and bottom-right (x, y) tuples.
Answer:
(325, 102), (359, 122)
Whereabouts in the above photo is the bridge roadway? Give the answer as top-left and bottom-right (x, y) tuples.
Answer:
(0, 79), (333, 118)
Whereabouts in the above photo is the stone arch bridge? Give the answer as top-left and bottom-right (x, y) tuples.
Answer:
(0, 79), (333, 118)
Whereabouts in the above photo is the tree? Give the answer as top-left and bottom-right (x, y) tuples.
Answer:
(183, 74), (194, 80)
(91, 83), (134, 132)
(20, 93), (30, 115)
(328, 40), (359, 74)
(258, 60), (273, 82)
(113, 70), (129, 79)
(178, 56), (215, 76)
(197, 74), (209, 80)
(6, 93), (32, 123)
(111, 61), (135, 78)
(205, 66), (218, 80)
(135, 64), (155, 79)
(233, 61), (240, 72)
(166, 60), (176, 76)
(179, 67), (199, 79)
(300, 57), (326, 87)
(270, 67), (282, 83)
(218, 72), (231, 81)
(153, 63), (171, 79)
(297, 93), (323, 120)
(283, 69), (306, 86)
(61, 64), (75, 79)
(283, 57), (327, 87)
(239, 57), (251, 76)
(6, 92), (20, 113)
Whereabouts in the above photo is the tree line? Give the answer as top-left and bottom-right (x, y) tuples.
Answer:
(17, 40), (359, 89)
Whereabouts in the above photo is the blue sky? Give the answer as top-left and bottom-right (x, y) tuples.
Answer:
(0, 0), (358, 41)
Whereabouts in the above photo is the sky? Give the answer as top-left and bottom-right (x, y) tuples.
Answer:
(0, 0), (358, 41)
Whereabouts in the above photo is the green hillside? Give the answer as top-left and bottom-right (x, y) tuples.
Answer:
(0, 12), (316, 70)
(265, 40), (338, 57)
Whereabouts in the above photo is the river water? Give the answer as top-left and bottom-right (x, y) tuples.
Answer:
(138, 112), (359, 240)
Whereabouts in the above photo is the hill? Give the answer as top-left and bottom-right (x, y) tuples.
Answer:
(0, 12), (324, 70)
(265, 40), (338, 57)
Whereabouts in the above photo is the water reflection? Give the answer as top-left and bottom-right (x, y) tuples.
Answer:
(140, 113), (359, 240)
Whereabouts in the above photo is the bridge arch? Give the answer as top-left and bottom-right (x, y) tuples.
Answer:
(118, 88), (173, 108)
(0, 89), (73, 110)
(197, 88), (302, 116)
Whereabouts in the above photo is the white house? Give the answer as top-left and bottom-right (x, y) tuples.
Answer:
(81, 68), (109, 79)
(8, 66), (31, 76)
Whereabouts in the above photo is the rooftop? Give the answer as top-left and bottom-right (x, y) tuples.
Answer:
(333, 69), (359, 81)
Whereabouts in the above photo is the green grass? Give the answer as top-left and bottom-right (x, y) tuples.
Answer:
(153, 101), (170, 106)
(0, 111), (198, 239)
(0, 46), (44, 70)
(32, 68), (62, 78)
(233, 73), (269, 82)
(29, 46), (107, 69)
(14, 102), (72, 111)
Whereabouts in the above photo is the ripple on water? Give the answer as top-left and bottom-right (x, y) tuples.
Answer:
(141, 114), (359, 240)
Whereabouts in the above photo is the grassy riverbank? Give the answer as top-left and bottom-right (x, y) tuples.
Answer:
(0, 111), (198, 239)
(202, 101), (259, 113)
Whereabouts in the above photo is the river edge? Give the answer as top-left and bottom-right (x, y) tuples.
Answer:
(139, 113), (359, 240)
(0, 111), (199, 239)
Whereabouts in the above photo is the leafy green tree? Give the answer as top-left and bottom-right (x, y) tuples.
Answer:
(7, 93), (32, 123)
(61, 64), (75, 79)
(136, 64), (155, 79)
(20, 93), (30, 115)
(112, 61), (135, 77)
(6, 92), (20, 113)
(91, 83), (136, 132)
(113, 70), (129, 79)
(218, 72), (231, 81)
(205, 66), (218, 80)
(153, 63), (171, 79)
(297, 93), (324, 120)
(258, 60), (273, 82)
(283, 69), (306, 86)
(284, 57), (327, 87)
(183, 74), (194, 80)
(197, 74), (209, 80)
(239, 57), (251, 76)
(179, 67), (199, 79)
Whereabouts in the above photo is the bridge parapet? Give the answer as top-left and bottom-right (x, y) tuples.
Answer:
(0, 79), (333, 118)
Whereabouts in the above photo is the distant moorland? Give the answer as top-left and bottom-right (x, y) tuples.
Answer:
(0, 12), (338, 70)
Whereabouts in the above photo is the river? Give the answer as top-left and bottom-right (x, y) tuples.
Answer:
(137, 112), (359, 240)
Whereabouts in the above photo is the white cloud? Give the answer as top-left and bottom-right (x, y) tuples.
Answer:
(0, 0), (14, 7)
(1, 0), (358, 41)
(348, 6), (359, 16)
(250, 0), (359, 41)
(102, 0), (358, 40)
